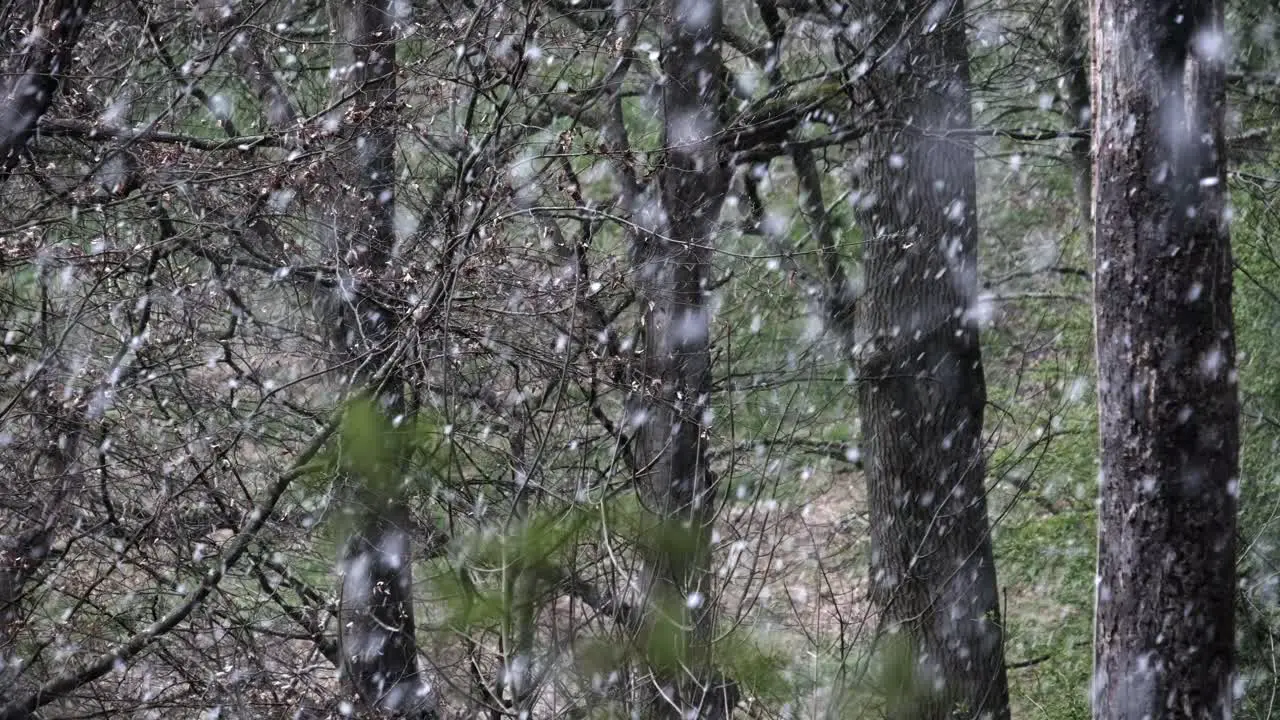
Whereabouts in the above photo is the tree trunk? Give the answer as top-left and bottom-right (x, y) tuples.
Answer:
(849, 1), (1011, 717)
(0, 0), (94, 185)
(628, 0), (731, 716)
(1059, 0), (1093, 232)
(1090, 0), (1238, 717)
(326, 2), (434, 716)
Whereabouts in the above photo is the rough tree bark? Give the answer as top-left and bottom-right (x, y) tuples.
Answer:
(847, 1), (1011, 716)
(325, 1), (435, 716)
(1090, 0), (1239, 717)
(628, 0), (731, 716)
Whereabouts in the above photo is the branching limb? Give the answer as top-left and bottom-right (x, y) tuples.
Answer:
(0, 413), (340, 720)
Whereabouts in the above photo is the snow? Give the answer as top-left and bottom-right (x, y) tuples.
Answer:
(675, 0), (713, 29)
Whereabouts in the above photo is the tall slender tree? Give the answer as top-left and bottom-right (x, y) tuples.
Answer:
(1059, 0), (1093, 230)
(844, 1), (1011, 716)
(629, 0), (730, 715)
(1090, 0), (1239, 716)
(325, 1), (435, 716)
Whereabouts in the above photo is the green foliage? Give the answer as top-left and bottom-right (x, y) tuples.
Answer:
(868, 636), (931, 717)
(420, 491), (802, 694)
(1229, 168), (1280, 715)
(296, 392), (453, 503)
(996, 511), (1094, 719)
(715, 628), (793, 702)
(458, 506), (595, 573)
(433, 564), (508, 632)
(641, 588), (692, 673)
(968, 136), (1098, 716)
(338, 395), (411, 492)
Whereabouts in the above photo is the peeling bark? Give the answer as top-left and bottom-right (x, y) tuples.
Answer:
(1090, 0), (1238, 717)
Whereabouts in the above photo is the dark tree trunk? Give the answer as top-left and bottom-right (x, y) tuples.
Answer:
(326, 2), (434, 716)
(0, 525), (54, 689)
(1059, 0), (1093, 231)
(628, 0), (730, 716)
(0, 0), (94, 185)
(1090, 0), (1238, 717)
(849, 1), (1010, 717)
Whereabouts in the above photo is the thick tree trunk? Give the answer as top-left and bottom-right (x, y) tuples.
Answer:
(1090, 0), (1238, 717)
(326, 2), (434, 716)
(849, 2), (1011, 717)
(628, 0), (730, 716)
